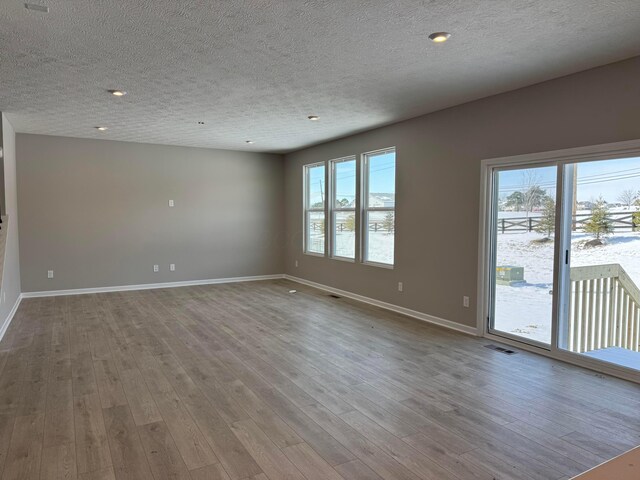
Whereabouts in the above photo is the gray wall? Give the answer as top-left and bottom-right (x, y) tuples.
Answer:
(284, 56), (640, 329)
(17, 135), (284, 292)
(0, 118), (5, 216)
(0, 114), (22, 332)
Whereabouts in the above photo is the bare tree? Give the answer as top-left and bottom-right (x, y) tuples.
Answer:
(521, 170), (546, 218)
(617, 189), (638, 209)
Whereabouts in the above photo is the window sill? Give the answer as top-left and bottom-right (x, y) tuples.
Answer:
(363, 260), (394, 270)
(330, 256), (355, 263)
(303, 251), (326, 258)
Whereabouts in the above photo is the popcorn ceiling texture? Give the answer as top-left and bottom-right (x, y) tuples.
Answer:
(1, 0), (640, 153)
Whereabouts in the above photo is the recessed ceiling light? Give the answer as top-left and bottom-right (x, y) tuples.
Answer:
(429, 32), (451, 43)
(308, 115), (320, 121)
(246, 140), (254, 144)
(108, 89), (127, 97)
(95, 126), (108, 131)
(24, 3), (49, 13)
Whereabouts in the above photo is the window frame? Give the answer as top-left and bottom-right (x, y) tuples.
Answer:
(303, 162), (327, 257)
(329, 156), (358, 261)
(361, 147), (396, 268)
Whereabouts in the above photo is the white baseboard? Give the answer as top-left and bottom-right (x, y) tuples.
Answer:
(284, 274), (478, 336)
(0, 294), (23, 342)
(21, 274), (285, 298)
(19, 273), (476, 338)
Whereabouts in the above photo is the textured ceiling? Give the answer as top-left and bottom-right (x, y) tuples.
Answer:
(1, 1), (640, 153)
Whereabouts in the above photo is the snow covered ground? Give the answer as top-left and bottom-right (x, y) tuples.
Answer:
(308, 230), (394, 264)
(494, 230), (640, 344)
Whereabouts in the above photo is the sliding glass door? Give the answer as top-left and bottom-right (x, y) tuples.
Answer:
(489, 166), (558, 347)
(485, 152), (640, 375)
(558, 157), (640, 371)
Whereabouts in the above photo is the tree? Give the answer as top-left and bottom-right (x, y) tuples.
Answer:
(345, 214), (355, 232)
(583, 197), (613, 240)
(523, 185), (546, 216)
(618, 189), (638, 209)
(382, 212), (394, 233)
(633, 198), (640, 230)
(521, 170), (546, 217)
(535, 196), (555, 238)
(505, 191), (524, 211)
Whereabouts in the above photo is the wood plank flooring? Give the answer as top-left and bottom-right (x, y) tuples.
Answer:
(0, 279), (639, 480)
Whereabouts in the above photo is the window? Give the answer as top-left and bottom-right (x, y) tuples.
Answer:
(304, 163), (326, 255)
(302, 147), (396, 266)
(363, 148), (396, 266)
(330, 157), (357, 259)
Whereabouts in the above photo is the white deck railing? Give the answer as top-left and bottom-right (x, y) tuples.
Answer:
(568, 264), (640, 353)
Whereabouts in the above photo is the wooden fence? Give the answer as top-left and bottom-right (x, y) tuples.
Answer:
(310, 222), (394, 233)
(568, 264), (640, 353)
(497, 212), (637, 234)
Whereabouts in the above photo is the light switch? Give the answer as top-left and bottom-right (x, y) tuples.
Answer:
(168, 199), (175, 207)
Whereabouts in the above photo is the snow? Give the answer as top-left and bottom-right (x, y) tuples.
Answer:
(333, 230), (394, 264)
(308, 229), (394, 264)
(494, 230), (640, 344)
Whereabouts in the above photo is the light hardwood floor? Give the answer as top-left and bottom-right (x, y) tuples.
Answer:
(0, 279), (638, 480)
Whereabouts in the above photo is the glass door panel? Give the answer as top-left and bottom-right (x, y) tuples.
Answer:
(489, 166), (558, 346)
(559, 157), (640, 371)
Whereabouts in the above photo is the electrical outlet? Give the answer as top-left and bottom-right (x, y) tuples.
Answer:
(170, 264), (175, 271)
(463, 296), (470, 308)
(398, 282), (403, 292)
(153, 265), (159, 273)
(295, 260), (299, 268)
(47, 270), (54, 279)
(168, 199), (175, 207)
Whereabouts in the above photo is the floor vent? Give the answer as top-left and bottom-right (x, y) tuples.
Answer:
(328, 294), (341, 299)
(484, 344), (517, 355)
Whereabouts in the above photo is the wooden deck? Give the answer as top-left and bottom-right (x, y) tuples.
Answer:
(0, 279), (639, 480)
(583, 346), (640, 370)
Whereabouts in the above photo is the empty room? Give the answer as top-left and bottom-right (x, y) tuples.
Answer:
(1, 1), (640, 479)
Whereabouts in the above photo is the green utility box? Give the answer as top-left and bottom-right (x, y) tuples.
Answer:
(496, 266), (525, 286)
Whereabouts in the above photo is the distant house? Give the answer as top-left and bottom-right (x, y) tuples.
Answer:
(369, 193), (395, 208)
